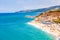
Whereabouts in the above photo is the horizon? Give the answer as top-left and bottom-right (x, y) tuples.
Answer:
(0, 5), (60, 13)
(0, 0), (60, 13)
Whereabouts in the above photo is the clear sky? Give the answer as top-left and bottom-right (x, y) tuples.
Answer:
(0, 0), (60, 12)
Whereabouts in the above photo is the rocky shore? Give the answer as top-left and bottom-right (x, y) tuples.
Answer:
(27, 9), (60, 40)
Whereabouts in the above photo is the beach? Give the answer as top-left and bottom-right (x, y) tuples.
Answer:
(27, 20), (60, 40)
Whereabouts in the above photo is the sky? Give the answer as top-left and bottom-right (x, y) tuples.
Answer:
(0, 0), (60, 12)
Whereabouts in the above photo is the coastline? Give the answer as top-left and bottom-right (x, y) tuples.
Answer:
(27, 20), (60, 40)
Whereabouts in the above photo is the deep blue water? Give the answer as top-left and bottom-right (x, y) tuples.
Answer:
(0, 12), (54, 40)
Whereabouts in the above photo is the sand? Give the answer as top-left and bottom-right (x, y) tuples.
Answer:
(27, 20), (60, 40)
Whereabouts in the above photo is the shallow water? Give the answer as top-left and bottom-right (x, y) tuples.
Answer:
(0, 13), (54, 40)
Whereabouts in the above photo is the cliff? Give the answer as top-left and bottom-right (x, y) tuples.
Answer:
(35, 9), (60, 23)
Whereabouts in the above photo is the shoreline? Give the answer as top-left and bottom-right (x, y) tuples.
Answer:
(27, 20), (60, 40)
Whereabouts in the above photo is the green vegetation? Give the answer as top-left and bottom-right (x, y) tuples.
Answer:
(53, 18), (60, 23)
(47, 9), (60, 12)
(55, 9), (60, 12)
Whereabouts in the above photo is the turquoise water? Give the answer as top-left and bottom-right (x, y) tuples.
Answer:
(0, 13), (54, 40)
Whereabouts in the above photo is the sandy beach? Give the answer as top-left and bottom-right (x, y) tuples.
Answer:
(27, 20), (60, 40)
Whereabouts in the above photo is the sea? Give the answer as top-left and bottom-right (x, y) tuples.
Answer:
(0, 12), (54, 40)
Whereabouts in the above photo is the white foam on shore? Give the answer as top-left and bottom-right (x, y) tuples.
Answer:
(27, 22), (55, 36)
(27, 21), (60, 40)
(27, 22), (52, 35)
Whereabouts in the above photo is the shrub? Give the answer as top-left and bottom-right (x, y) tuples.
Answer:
(53, 18), (60, 23)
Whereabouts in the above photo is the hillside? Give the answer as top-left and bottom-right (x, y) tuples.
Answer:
(35, 8), (60, 23)
(16, 5), (60, 13)
(28, 7), (60, 39)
